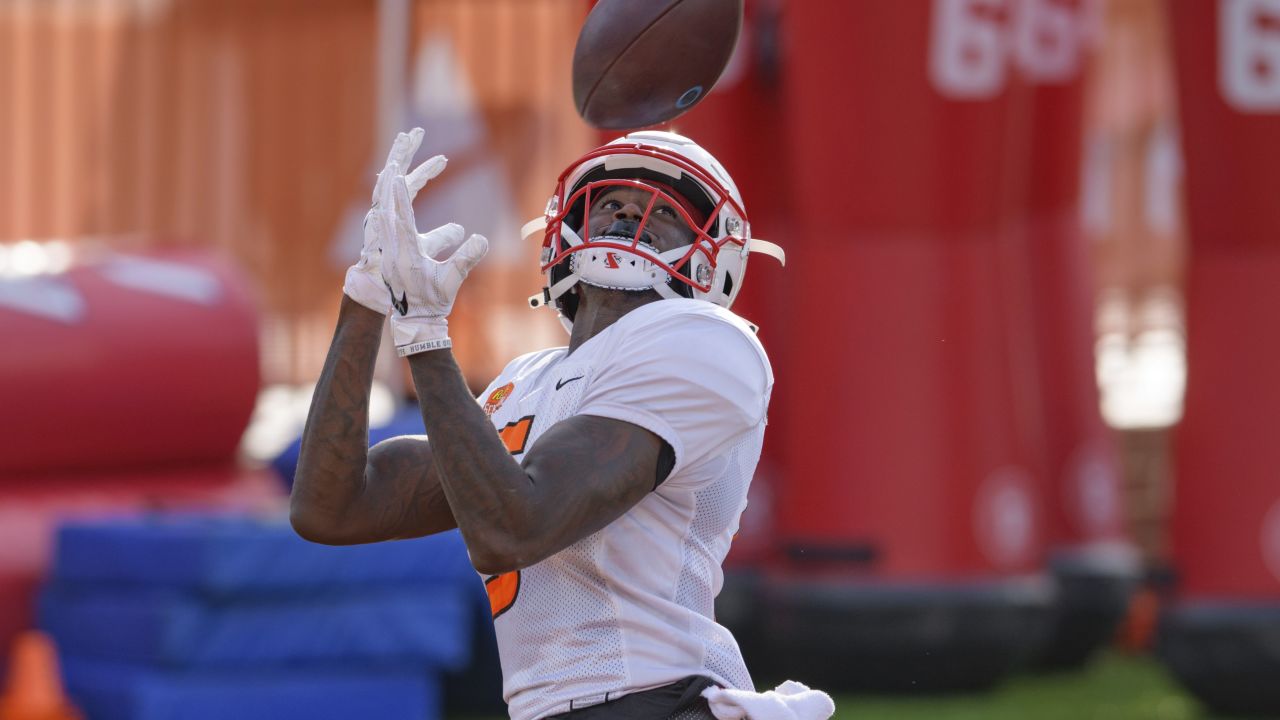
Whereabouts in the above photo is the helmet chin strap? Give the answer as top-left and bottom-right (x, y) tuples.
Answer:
(529, 227), (697, 308)
(652, 245), (696, 300)
(575, 238), (672, 288)
(653, 282), (682, 300)
(528, 224), (586, 309)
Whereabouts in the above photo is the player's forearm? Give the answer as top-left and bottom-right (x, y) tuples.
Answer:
(407, 349), (542, 573)
(291, 295), (385, 542)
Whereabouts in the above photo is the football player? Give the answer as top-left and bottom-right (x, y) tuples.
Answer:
(291, 128), (829, 720)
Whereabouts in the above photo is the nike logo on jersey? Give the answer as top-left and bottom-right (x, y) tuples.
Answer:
(555, 376), (583, 391)
(385, 280), (408, 316)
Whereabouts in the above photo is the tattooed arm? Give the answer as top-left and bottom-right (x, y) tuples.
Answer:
(289, 296), (456, 545)
(408, 350), (664, 575)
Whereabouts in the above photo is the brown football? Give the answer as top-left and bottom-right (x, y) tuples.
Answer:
(573, 0), (744, 130)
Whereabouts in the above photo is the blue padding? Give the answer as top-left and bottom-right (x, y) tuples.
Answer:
(273, 405), (426, 488)
(41, 584), (471, 670)
(62, 658), (438, 720)
(51, 516), (475, 594)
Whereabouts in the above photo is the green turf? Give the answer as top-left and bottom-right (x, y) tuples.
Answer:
(823, 652), (1203, 720)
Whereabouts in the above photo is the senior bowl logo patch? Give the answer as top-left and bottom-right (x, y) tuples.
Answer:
(483, 382), (515, 417)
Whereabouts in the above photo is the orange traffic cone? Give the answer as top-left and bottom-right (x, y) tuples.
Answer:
(0, 631), (82, 720)
(1115, 586), (1160, 655)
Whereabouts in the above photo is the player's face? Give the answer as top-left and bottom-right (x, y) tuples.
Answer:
(585, 186), (696, 253)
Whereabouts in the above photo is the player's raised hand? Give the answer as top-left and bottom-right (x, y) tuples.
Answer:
(376, 160), (488, 356)
(342, 128), (448, 313)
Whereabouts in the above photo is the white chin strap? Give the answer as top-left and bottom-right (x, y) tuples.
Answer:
(526, 222), (583, 310)
(526, 224), (687, 308)
(750, 238), (786, 266)
(572, 238), (685, 294)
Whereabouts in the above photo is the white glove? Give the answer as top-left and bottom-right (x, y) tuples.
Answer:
(375, 159), (488, 356)
(701, 681), (835, 720)
(342, 127), (448, 313)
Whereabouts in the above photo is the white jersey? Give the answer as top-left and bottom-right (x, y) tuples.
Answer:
(474, 298), (773, 720)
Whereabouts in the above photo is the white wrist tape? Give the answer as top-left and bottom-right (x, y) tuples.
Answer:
(396, 337), (452, 356)
(390, 313), (450, 356)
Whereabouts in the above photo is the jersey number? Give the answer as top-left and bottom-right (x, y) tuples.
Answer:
(485, 571), (520, 618)
(498, 416), (534, 455)
(486, 417), (532, 618)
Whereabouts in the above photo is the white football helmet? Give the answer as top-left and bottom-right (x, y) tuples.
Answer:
(523, 131), (785, 331)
